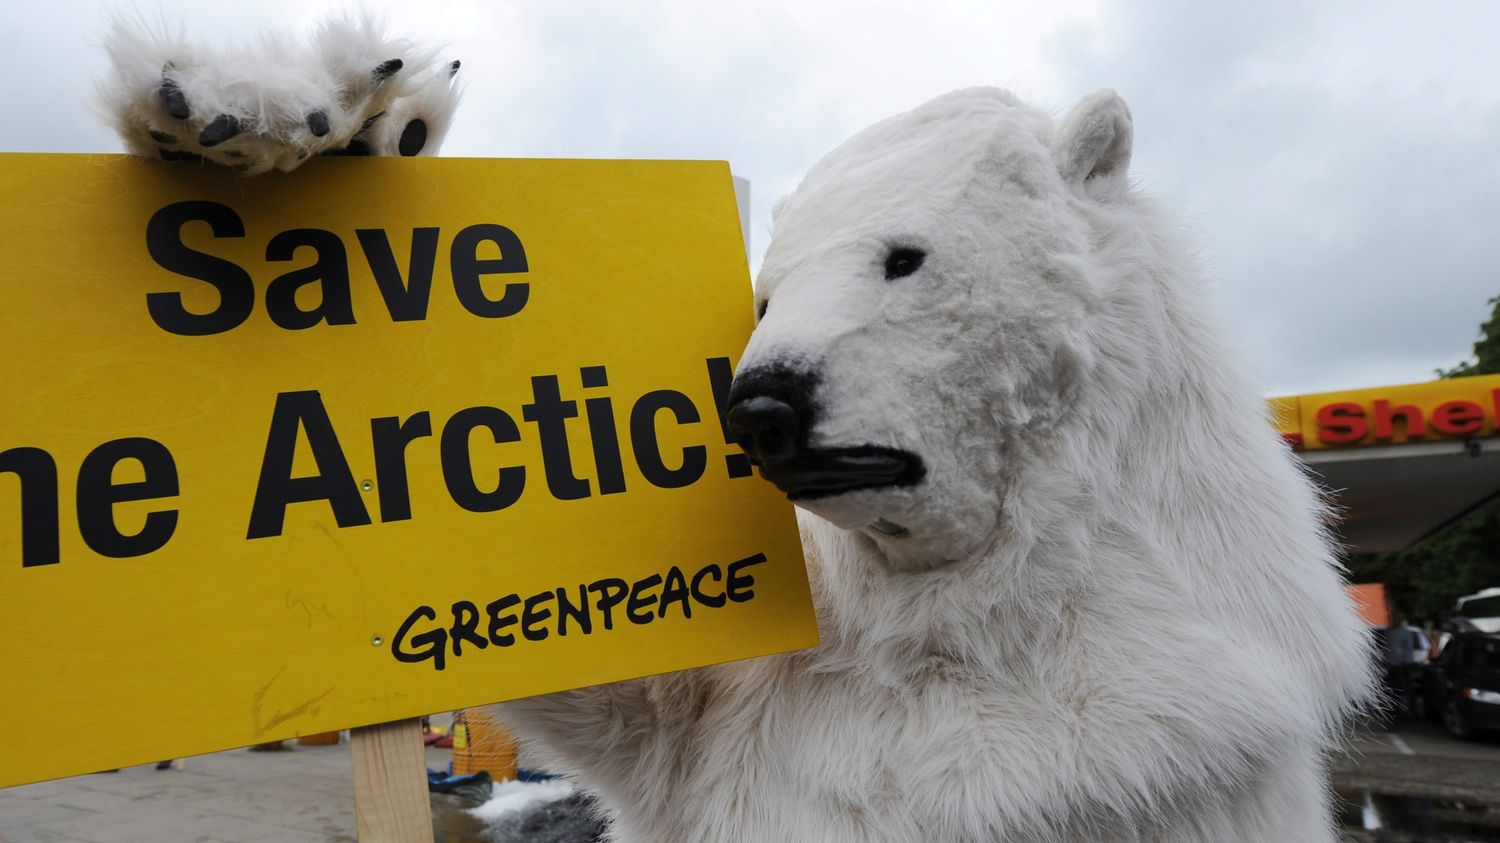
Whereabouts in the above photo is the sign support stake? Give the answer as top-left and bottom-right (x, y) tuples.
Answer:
(350, 718), (433, 842)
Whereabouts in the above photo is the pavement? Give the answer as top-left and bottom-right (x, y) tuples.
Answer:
(4, 719), (1500, 843)
(1343, 719), (1500, 765)
(1333, 720), (1500, 842)
(0, 741), (489, 843)
(1336, 718), (1500, 804)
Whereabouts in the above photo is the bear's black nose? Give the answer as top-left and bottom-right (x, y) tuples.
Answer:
(726, 396), (802, 464)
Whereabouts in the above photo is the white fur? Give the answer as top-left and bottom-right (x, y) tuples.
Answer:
(99, 16), (459, 174)
(468, 779), (577, 823)
(500, 88), (1375, 841)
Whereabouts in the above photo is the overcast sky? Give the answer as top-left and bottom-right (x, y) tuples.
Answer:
(3, 0), (1496, 397)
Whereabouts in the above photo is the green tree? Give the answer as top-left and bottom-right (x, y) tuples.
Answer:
(1345, 294), (1500, 623)
(1440, 294), (1500, 378)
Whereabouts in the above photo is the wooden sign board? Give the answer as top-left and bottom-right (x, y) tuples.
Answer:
(0, 154), (816, 787)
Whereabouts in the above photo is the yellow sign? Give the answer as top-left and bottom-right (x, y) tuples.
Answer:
(1271, 374), (1500, 450)
(0, 153), (816, 787)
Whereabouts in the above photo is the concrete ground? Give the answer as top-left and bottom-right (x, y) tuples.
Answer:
(1345, 719), (1500, 764)
(1337, 719), (1500, 802)
(4, 719), (1500, 842)
(1334, 720), (1500, 841)
(0, 741), (488, 843)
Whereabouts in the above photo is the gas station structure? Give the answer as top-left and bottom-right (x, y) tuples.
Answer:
(1270, 373), (1500, 554)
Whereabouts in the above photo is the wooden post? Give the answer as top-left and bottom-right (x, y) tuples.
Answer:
(350, 718), (433, 842)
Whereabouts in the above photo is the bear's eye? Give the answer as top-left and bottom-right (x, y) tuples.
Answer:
(884, 247), (925, 280)
(757, 299), (769, 320)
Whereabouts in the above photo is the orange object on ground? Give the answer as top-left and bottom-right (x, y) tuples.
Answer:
(1347, 583), (1393, 627)
(451, 710), (518, 781)
(297, 731), (341, 746)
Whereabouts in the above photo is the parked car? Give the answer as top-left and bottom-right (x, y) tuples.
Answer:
(1420, 631), (1500, 738)
(1454, 588), (1500, 632)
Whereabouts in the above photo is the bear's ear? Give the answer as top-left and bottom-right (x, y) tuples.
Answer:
(1053, 89), (1133, 185)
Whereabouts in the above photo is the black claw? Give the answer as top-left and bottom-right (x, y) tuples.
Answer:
(324, 139), (372, 157)
(148, 130), (178, 144)
(360, 111), (385, 133)
(198, 114), (242, 147)
(374, 59), (403, 79)
(398, 118), (427, 157)
(159, 148), (203, 163)
(306, 110), (330, 137)
(449, 60), (461, 77)
(158, 77), (190, 120)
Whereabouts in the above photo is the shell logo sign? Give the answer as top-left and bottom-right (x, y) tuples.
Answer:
(1271, 374), (1500, 450)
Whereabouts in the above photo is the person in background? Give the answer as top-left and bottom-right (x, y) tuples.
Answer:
(1382, 619), (1430, 718)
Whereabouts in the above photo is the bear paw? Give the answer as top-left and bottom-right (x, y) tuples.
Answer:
(100, 16), (461, 174)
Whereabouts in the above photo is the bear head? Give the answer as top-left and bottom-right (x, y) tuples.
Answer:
(729, 88), (1138, 570)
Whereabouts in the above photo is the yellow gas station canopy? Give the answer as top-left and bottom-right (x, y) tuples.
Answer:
(1270, 374), (1500, 552)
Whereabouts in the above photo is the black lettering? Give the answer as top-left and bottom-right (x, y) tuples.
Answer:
(626, 573), (662, 624)
(587, 578), (628, 630)
(264, 228), (355, 329)
(556, 585), (592, 636)
(449, 600), (488, 656)
(439, 407), (525, 512)
(521, 376), (590, 500)
(485, 594), (520, 646)
(630, 390), (707, 489)
(581, 366), (626, 495)
(371, 412), (433, 522)
(75, 438), (179, 558)
(391, 605), (447, 670)
(726, 553), (767, 603)
(658, 565), (692, 619)
(707, 357), (754, 478)
(450, 224), (528, 318)
(356, 227), (439, 321)
(0, 447), (59, 567)
(689, 564), (726, 607)
(521, 591), (554, 641)
(247, 391), (371, 539)
(145, 201), (254, 336)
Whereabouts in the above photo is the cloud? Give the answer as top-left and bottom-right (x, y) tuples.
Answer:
(1046, 0), (1500, 394)
(428, 0), (1104, 264)
(2, 0), (1496, 396)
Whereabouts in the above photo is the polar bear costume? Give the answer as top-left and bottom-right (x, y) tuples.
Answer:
(101, 19), (1374, 842)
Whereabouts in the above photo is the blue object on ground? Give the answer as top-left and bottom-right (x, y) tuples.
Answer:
(427, 767), (492, 795)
